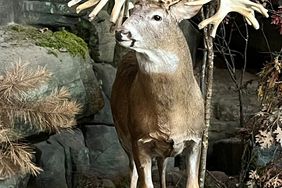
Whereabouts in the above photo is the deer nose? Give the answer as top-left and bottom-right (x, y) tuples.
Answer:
(115, 30), (132, 42)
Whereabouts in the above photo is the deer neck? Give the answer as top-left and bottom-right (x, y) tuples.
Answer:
(136, 49), (183, 74)
(134, 39), (198, 102)
(135, 26), (193, 73)
(136, 32), (195, 76)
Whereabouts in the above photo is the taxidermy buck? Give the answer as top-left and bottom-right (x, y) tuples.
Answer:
(112, 1), (206, 188)
(68, 0), (268, 187)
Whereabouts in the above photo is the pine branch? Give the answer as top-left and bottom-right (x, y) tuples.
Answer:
(0, 60), (50, 101)
(0, 143), (42, 178)
(0, 89), (80, 132)
(0, 79), (81, 128)
(0, 59), (81, 179)
(24, 88), (80, 131)
(0, 126), (21, 144)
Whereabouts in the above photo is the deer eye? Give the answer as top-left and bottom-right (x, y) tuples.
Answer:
(152, 15), (162, 21)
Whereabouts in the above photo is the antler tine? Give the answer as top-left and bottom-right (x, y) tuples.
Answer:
(68, 0), (129, 23)
(110, 0), (127, 23)
(75, 0), (100, 14)
(184, 0), (212, 6)
(88, 0), (110, 20)
(115, 3), (126, 27)
(159, 0), (181, 9)
(110, 0), (132, 32)
(186, 0), (269, 38)
(68, 0), (82, 7)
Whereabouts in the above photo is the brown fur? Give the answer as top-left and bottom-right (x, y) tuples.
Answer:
(110, 2), (204, 187)
(111, 50), (204, 153)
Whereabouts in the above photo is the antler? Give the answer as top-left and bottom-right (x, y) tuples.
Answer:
(68, 0), (127, 23)
(68, 0), (269, 37)
(186, 0), (269, 37)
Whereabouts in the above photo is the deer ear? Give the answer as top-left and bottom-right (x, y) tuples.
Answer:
(169, 1), (203, 22)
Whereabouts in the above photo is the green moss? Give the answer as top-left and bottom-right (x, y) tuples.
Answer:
(10, 24), (26, 32)
(37, 30), (88, 59)
(3, 25), (88, 58)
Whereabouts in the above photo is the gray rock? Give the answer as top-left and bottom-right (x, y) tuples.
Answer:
(93, 10), (116, 63)
(29, 129), (90, 188)
(30, 139), (67, 188)
(0, 0), (14, 25)
(93, 63), (117, 99)
(0, 173), (30, 188)
(84, 125), (128, 178)
(73, 20), (100, 64)
(100, 179), (116, 188)
(209, 69), (259, 146)
(75, 175), (116, 188)
(209, 138), (244, 175)
(91, 63), (116, 125)
(206, 69), (260, 174)
(21, 0), (74, 16)
(213, 96), (241, 121)
(208, 121), (239, 142)
(17, 0), (82, 27)
(15, 0), (113, 64)
(50, 129), (90, 188)
(92, 91), (114, 125)
(0, 25), (104, 138)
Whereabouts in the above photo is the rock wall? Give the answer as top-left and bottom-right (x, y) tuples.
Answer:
(0, 22), (129, 187)
(0, 0), (14, 25)
(0, 25), (103, 134)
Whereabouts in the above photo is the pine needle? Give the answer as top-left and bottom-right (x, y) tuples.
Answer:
(0, 59), (81, 178)
(0, 87), (81, 132)
(0, 143), (42, 179)
(0, 60), (50, 100)
(0, 126), (21, 143)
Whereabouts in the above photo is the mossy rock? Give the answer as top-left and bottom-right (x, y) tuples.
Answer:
(2, 24), (88, 59)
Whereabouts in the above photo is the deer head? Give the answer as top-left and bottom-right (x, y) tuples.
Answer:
(115, 0), (204, 51)
(113, 0), (210, 75)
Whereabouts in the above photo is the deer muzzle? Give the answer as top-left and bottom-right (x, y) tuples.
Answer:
(115, 29), (132, 42)
(115, 29), (136, 47)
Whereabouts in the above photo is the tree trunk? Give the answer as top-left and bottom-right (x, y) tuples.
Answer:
(199, 5), (215, 188)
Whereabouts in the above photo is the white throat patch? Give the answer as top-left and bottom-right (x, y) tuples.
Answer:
(136, 49), (180, 74)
